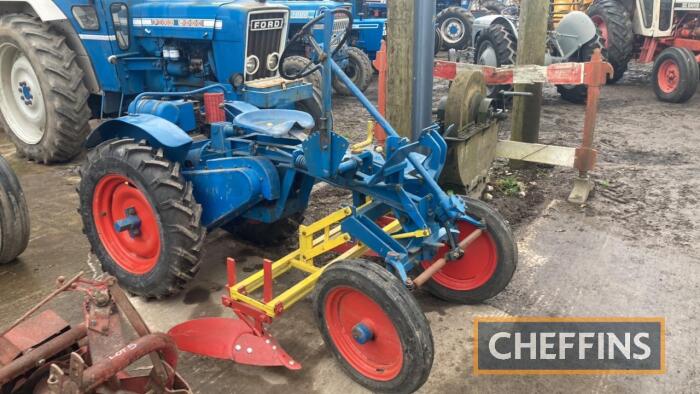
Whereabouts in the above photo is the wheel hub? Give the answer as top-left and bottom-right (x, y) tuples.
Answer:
(658, 59), (680, 94)
(114, 207), (142, 238)
(351, 321), (374, 345)
(441, 18), (464, 43)
(17, 81), (33, 105)
(0, 43), (46, 144)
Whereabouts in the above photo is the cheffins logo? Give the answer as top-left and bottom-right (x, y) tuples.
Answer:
(251, 18), (284, 31)
(474, 317), (665, 374)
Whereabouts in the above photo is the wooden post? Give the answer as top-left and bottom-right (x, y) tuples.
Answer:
(386, 0), (414, 139)
(510, 0), (549, 167)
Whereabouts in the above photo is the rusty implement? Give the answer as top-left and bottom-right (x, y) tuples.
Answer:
(0, 273), (191, 393)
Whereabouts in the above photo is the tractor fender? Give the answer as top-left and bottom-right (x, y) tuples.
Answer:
(0, 2), (100, 94)
(472, 15), (518, 44)
(0, 1), (66, 21)
(555, 11), (596, 59)
(85, 115), (193, 163)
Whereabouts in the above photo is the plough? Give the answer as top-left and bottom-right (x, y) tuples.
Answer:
(79, 9), (517, 393)
(0, 273), (190, 393)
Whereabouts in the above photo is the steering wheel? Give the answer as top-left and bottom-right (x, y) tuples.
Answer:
(280, 8), (354, 80)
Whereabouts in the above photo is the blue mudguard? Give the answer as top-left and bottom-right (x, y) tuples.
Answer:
(85, 114), (193, 163)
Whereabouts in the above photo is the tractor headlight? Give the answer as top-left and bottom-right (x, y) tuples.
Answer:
(266, 53), (280, 72)
(245, 55), (259, 75)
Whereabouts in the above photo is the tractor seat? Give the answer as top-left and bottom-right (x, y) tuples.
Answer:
(234, 109), (315, 137)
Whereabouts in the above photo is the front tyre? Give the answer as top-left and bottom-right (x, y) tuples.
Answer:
(332, 47), (373, 95)
(0, 155), (29, 264)
(417, 197), (517, 304)
(282, 56), (325, 129)
(652, 47), (699, 103)
(0, 14), (90, 163)
(79, 139), (206, 298)
(475, 24), (517, 99)
(313, 259), (433, 393)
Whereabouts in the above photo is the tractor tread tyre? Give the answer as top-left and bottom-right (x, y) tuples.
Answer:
(333, 47), (373, 95)
(282, 56), (325, 129)
(587, 0), (634, 84)
(436, 7), (474, 50)
(557, 35), (605, 104)
(481, 0), (506, 14)
(313, 259), (433, 393)
(652, 47), (699, 103)
(0, 155), (29, 265)
(417, 197), (517, 304)
(0, 14), (90, 163)
(475, 24), (517, 99)
(224, 212), (304, 246)
(79, 139), (206, 299)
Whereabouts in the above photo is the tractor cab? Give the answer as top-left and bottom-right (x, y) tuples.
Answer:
(634, 0), (677, 36)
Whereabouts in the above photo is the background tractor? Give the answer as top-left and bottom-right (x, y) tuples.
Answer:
(276, 0), (376, 94)
(472, 10), (604, 103)
(0, 0), (321, 164)
(552, 0), (700, 102)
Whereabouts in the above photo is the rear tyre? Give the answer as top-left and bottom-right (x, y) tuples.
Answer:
(0, 155), (29, 264)
(79, 139), (206, 299)
(587, 0), (634, 84)
(436, 7), (474, 50)
(223, 212), (304, 246)
(475, 24), (517, 99)
(557, 35), (605, 104)
(313, 259), (433, 393)
(0, 14), (90, 163)
(281, 56), (325, 129)
(416, 197), (517, 304)
(333, 47), (373, 95)
(652, 47), (699, 103)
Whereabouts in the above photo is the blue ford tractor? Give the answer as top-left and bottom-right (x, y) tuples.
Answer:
(275, 0), (375, 94)
(0, 0), (321, 163)
(77, 8), (516, 393)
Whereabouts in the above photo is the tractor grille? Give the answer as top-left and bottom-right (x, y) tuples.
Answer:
(246, 10), (288, 81)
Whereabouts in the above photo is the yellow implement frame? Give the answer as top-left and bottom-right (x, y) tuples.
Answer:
(228, 205), (430, 318)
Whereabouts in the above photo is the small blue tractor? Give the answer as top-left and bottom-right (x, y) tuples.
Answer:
(78, 8), (517, 393)
(0, 0), (321, 163)
(275, 0), (375, 94)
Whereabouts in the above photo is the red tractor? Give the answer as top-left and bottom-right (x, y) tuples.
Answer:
(579, 0), (700, 102)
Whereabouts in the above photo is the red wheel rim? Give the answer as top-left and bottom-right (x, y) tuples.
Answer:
(421, 221), (498, 291)
(325, 287), (403, 381)
(92, 174), (161, 275)
(657, 59), (680, 94)
(591, 16), (609, 47)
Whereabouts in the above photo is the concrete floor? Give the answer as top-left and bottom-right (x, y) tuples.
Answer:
(0, 69), (698, 393)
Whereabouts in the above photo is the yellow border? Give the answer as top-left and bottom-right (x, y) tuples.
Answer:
(472, 317), (666, 375)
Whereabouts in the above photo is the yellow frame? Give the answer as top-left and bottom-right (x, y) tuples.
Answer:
(228, 204), (429, 318)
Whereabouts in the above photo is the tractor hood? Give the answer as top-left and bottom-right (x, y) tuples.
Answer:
(270, 1), (350, 23)
(130, 0), (290, 40)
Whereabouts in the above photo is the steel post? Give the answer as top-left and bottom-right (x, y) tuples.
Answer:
(412, 0), (436, 139)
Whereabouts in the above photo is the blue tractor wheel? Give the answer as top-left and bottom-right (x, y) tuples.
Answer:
(332, 47), (373, 95)
(436, 6), (474, 50)
(0, 14), (90, 163)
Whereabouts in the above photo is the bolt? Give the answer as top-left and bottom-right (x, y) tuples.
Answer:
(246, 347), (253, 354)
(234, 345), (241, 351)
